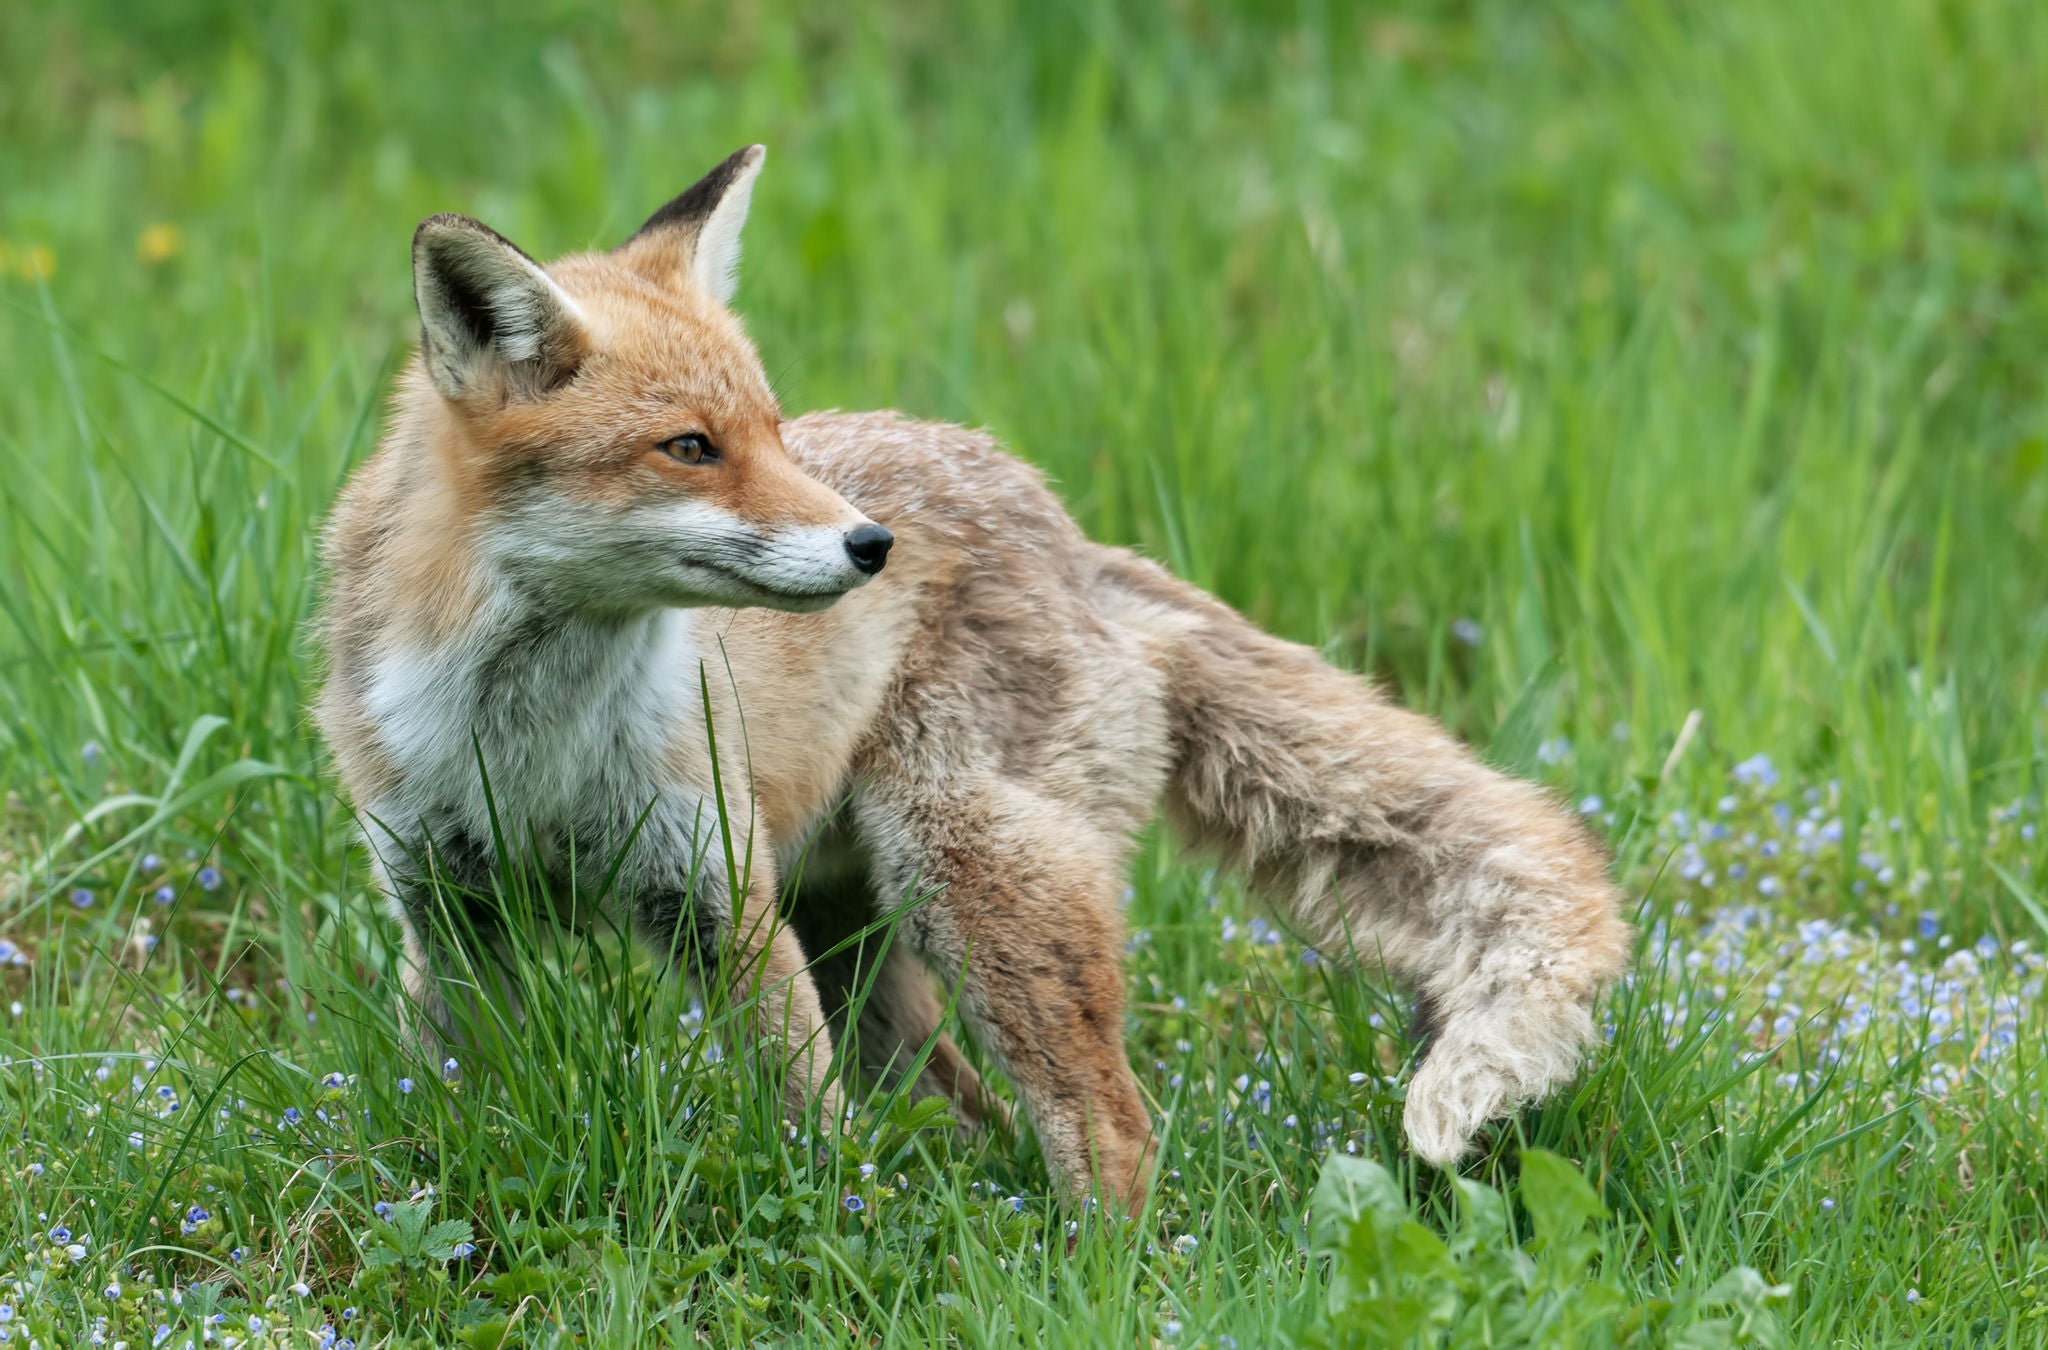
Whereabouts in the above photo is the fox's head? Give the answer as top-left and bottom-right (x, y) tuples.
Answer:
(403, 145), (890, 615)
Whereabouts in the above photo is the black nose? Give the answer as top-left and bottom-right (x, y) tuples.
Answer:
(843, 523), (894, 575)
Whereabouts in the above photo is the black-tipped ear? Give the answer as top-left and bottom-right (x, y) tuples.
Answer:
(413, 215), (587, 402)
(616, 145), (765, 304)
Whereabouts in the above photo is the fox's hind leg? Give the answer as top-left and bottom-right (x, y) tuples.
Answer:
(632, 809), (842, 1120)
(809, 936), (1006, 1131)
(856, 781), (1155, 1211)
(784, 818), (1003, 1129)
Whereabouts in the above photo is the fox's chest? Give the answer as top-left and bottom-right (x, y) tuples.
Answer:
(363, 609), (700, 848)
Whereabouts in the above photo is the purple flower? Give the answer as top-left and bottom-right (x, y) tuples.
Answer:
(69, 887), (95, 909)
(843, 1195), (865, 1213)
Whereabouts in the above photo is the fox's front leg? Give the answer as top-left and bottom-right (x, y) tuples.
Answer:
(630, 798), (840, 1120)
(365, 823), (528, 1065)
(858, 783), (1156, 1212)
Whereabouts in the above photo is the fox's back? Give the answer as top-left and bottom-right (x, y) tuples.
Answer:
(746, 410), (1184, 846)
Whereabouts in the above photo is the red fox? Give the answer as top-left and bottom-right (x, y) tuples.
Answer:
(315, 146), (1630, 1211)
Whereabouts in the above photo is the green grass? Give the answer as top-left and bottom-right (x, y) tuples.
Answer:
(3, 1), (2047, 1344)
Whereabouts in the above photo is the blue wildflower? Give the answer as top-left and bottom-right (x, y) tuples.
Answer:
(154, 885), (175, 905)
(398, 1077), (415, 1094)
(70, 887), (94, 908)
(198, 867), (222, 891)
(1732, 753), (1779, 788)
(843, 1195), (865, 1213)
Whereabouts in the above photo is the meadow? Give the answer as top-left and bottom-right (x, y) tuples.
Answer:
(2, 1), (2046, 1344)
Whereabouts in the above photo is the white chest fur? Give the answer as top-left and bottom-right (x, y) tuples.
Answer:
(363, 600), (704, 850)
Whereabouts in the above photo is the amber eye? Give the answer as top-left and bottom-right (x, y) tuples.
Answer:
(661, 433), (720, 465)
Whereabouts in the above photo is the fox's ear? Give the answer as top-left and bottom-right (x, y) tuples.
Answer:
(616, 144), (765, 305)
(413, 214), (588, 402)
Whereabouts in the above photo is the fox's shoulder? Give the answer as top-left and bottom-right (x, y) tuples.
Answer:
(781, 410), (1077, 552)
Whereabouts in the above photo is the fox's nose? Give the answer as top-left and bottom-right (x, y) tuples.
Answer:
(843, 523), (894, 576)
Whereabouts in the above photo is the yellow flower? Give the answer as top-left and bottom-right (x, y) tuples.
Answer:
(18, 245), (55, 280)
(138, 223), (182, 265)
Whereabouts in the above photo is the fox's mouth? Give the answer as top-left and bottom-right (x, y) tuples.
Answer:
(687, 562), (864, 612)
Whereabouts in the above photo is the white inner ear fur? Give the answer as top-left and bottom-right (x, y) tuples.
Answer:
(416, 225), (586, 398)
(691, 148), (763, 305)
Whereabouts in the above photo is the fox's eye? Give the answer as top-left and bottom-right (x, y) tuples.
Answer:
(661, 433), (719, 465)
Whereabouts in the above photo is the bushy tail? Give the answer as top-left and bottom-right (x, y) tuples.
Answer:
(1098, 552), (1630, 1164)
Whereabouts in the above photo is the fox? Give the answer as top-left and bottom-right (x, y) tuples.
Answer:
(314, 144), (1631, 1212)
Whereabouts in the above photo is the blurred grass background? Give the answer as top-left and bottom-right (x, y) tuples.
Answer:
(2, 1), (2047, 1344)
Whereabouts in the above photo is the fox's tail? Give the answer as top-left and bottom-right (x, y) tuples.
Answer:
(1098, 551), (1630, 1165)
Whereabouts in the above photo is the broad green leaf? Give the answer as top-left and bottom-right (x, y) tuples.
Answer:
(1517, 1149), (1605, 1250)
